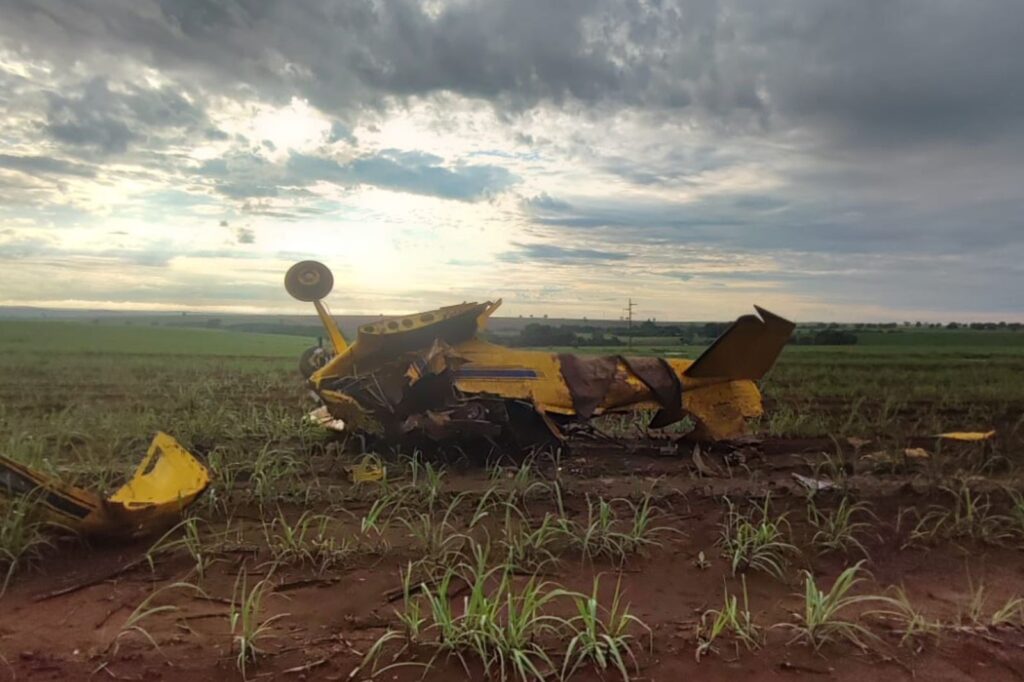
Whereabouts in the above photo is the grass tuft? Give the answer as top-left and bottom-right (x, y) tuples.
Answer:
(785, 561), (882, 651)
(0, 493), (53, 595)
(717, 496), (798, 580)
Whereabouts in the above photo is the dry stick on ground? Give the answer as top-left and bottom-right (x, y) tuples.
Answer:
(283, 658), (327, 674)
(383, 574), (471, 603)
(34, 556), (149, 602)
(273, 577), (340, 593)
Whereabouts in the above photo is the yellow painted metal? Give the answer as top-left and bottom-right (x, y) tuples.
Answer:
(452, 339), (575, 413)
(936, 430), (996, 441)
(450, 341), (757, 439)
(296, 266), (791, 442)
(107, 432), (210, 509)
(347, 455), (386, 483)
(682, 379), (763, 440)
(0, 432), (209, 539)
(311, 326), (772, 440)
(313, 299), (349, 354)
(311, 301), (489, 386)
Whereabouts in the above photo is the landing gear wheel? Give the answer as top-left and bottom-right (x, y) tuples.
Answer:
(285, 261), (334, 302)
(299, 345), (334, 378)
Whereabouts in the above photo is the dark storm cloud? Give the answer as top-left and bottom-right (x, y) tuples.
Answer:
(5, 0), (1023, 144)
(42, 77), (209, 155)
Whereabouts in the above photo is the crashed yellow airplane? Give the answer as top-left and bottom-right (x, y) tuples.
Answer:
(287, 261), (794, 447)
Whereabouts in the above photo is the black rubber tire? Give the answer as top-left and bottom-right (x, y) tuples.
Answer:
(285, 261), (334, 302)
(298, 345), (334, 378)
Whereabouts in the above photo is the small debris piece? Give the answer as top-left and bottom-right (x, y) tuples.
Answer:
(936, 430), (996, 441)
(307, 406), (346, 433)
(903, 447), (931, 460)
(691, 444), (723, 478)
(791, 473), (835, 492)
(344, 454), (385, 483)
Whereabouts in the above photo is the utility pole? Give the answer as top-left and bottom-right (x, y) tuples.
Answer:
(624, 298), (636, 349)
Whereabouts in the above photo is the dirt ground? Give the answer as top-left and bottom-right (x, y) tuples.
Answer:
(3, 435), (1024, 682)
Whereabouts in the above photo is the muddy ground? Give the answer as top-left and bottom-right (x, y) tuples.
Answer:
(3, 436), (1024, 682)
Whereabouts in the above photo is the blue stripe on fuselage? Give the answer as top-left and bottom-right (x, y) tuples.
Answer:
(456, 368), (539, 379)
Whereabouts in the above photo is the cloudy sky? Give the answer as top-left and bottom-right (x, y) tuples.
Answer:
(1, 0), (1022, 321)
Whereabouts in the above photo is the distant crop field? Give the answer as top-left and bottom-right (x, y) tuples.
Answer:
(856, 329), (1024, 347)
(0, 320), (318, 357)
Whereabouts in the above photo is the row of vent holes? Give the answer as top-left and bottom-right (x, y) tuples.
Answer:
(365, 312), (437, 334)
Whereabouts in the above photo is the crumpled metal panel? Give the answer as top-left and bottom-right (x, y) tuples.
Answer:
(557, 354), (619, 419)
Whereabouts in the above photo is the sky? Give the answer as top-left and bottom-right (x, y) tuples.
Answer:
(0, 0), (1022, 322)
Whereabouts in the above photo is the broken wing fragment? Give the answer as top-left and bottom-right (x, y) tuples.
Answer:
(0, 432), (209, 539)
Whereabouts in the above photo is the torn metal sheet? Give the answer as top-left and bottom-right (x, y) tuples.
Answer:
(621, 356), (683, 428)
(287, 260), (795, 448)
(0, 432), (209, 539)
(558, 354), (618, 419)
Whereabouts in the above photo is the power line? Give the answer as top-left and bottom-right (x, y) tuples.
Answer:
(624, 298), (636, 348)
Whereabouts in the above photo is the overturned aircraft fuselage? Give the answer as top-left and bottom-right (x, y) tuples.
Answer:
(286, 261), (795, 447)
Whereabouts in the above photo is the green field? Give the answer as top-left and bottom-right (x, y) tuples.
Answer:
(2, 321), (1024, 680)
(1, 319), (1021, 476)
(0, 320), (318, 357)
